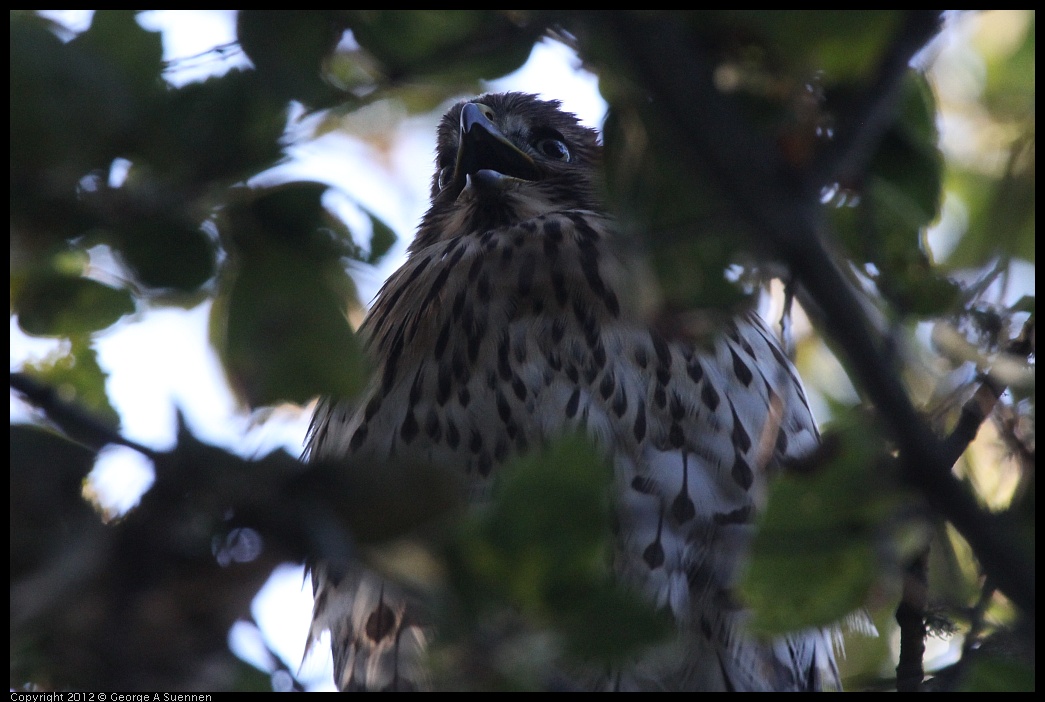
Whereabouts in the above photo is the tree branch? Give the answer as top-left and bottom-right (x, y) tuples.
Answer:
(589, 11), (1034, 613)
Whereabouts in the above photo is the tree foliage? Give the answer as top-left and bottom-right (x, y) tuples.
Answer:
(10, 10), (1034, 691)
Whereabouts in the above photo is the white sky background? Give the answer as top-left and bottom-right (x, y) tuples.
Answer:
(11, 10), (1032, 690)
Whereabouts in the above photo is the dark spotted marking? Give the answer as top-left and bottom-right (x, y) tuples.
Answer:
(511, 375), (527, 401)
(631, 475), (657, 494)
(408, 369), (424, 406)
(497, 333), (512, 381)
(672, 453), (695, 523)
(612, 386), (628, 417)
(477, 452), (493, 477)
(669, 422), (684, 448)
(364, 600), (397, 643)
(364, 396), (382, 422)
(458, 386), (471, 407)
(466, 325), (482, 363)
(633, 402), (647, 443)
(701, 380), (720, 411)
(670, 392), (685, 421)
(579, 247), (607, 302)
(551, 269), (568, 306)
(634, 346), (648, 369)
(582, 361), (598, 385)
(425, 408), (442, 442)
(476, 272), (491, 304)
(400, 411), (419, 443)
(643, 541), (665, 570)
(600, 372), (615, 400)
(730, 402), (752, 453)
(500, 244), (514, 266)
(565, 363), (579, 384)
(434, 323), (452, 361)
(603, 289), (620, 318)
(776, 428), (789, 455)
(642, 505), (666, 570)
(520, 220), (537, 233)
(349, 424), (368, 451)
(592, 340), (606, 369)
(446, 421), (461, 450)
(653, 385), (667, 410)
(713, 505), (752, 525)
(382, 330), (405, 392)
(421, 264), (452, 310)
(672, 492), (696, 524)
(565, 387), (581, 418)
(573, 300), (599, 347)
(452, 348), (469, 382)
(544, 218), (563, 242)
(449, 286), (466, 319)
(551, 317), (566, 343)
(700, 615), (714, 640)
(656, 366), (672, 387)
(436, 364), (452, 405)
(496, 390), (512, 424)
(493, 436), (509, 462)
(730, 346), (753, 386)
(651, 331), (672, 370)
(517, 255), (535, 297)
(732, 452), (753, 490)
(467, 253), (484, 282)
(469, 429), (482, 454)
(686, 358), (704, 383)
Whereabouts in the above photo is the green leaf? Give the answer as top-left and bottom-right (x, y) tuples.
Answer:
(236, 10), (345, 107)
(345, 10), (542, 83)
(22, 340), (121, 432)
(73, 10), (164, 100)
(448, 435), (669, 665)
(213, 183), (368, 407)
(960, 653), (1035, 692)
(139, 69), (287, 186)
(15, 273), (135, 337)
(364, 211), (398, 265)
(109, 216), (217, 292)
(744, 411), (917, 633)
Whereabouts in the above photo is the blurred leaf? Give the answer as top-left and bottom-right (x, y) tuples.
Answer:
(72, 10), (164, 100)
(960, 653), (1035, 692)
(344, 10), (542, 83)
(137, 69), (287, 186)
(108, 215), (217, 292)
(21, 340), (121, 432)
(237, 10), (345, 107)
(15, 272), (135, 337)
(744, 411), (917, 632)
(448, 434), (670, 666)
(705, 11), (905, 82)
(364, 211), (398, 265)
(213, 183), (368, 407)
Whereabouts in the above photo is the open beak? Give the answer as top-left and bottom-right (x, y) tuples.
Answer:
(449, 103), (540, 195)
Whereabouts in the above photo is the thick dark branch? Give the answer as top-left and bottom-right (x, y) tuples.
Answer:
(10, 371), (159, 459)
(593, 12), (1034, 613)
(811, 12), (944, 187)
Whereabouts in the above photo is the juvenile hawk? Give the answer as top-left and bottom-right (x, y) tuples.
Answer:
(307, 92), (838, 691)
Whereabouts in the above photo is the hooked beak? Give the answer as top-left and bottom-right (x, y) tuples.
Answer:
(448, 103), (540, 196)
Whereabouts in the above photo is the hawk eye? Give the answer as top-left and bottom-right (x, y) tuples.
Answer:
(437, 166), (452, 191)
(536, 138), (570, 162)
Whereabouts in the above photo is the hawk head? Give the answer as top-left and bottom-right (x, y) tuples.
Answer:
(413, 92), (602, 251)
